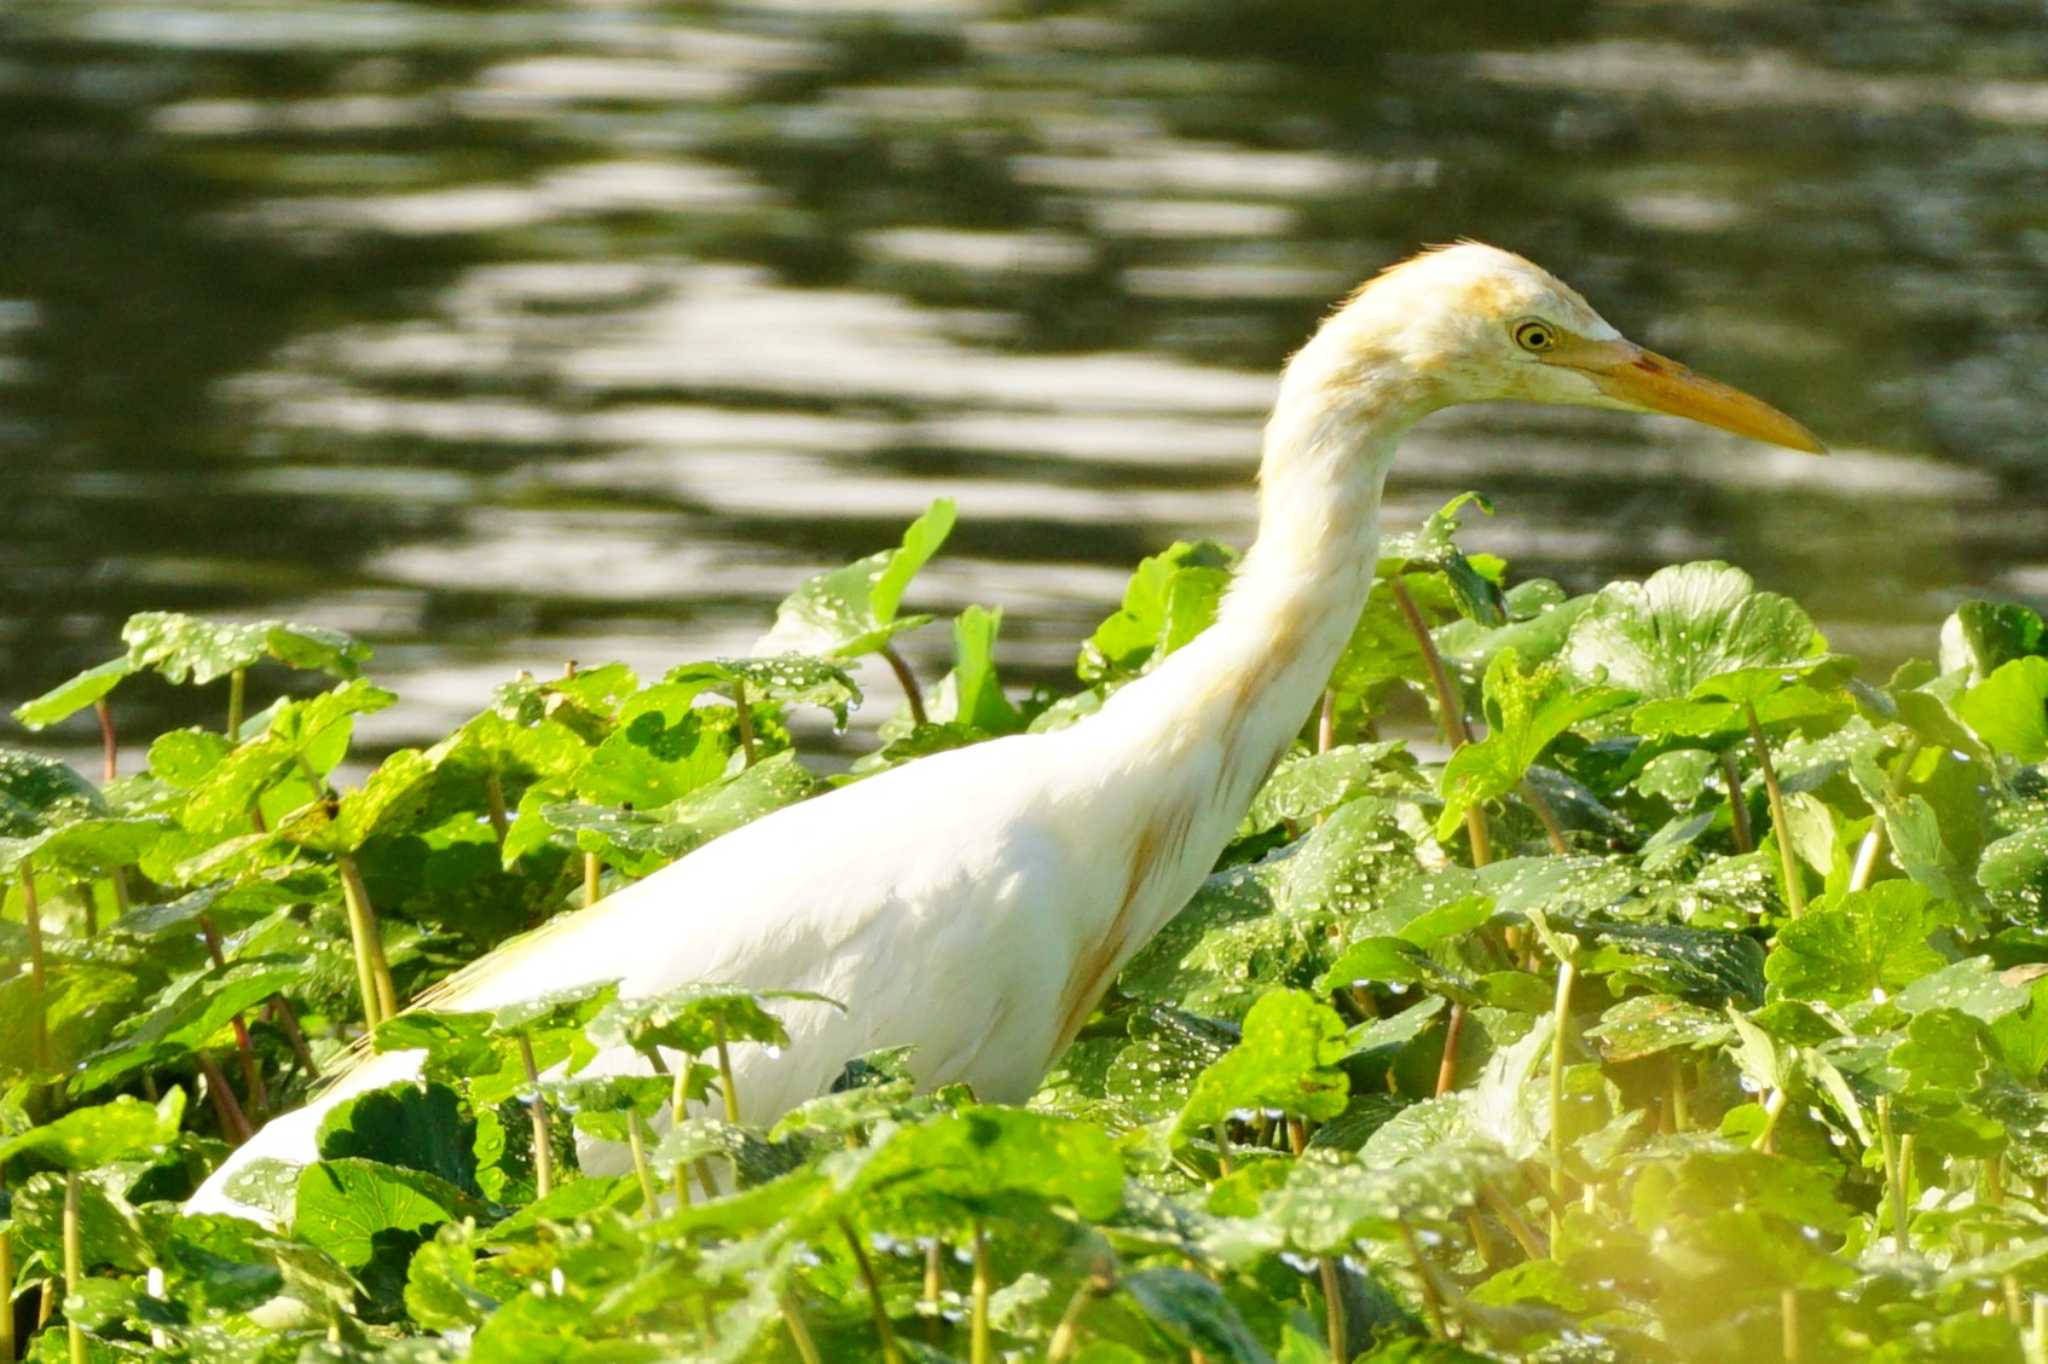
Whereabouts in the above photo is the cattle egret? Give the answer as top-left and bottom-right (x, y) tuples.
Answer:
(189, 242), (1821, 1219)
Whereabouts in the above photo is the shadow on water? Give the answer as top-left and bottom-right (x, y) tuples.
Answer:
(0, 0), (2042, 750)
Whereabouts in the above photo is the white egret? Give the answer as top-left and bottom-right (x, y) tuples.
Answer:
(188, 242), (1820, 1219)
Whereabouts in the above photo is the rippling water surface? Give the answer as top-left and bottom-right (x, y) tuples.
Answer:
(3, 0), (2044, 752)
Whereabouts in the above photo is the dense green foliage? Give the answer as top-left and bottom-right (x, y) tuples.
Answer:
(4, 497), (2048, 1362)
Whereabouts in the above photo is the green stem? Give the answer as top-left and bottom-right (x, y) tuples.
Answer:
(198, 913), (267, 1119)
(583, 852), (601, 909)
(923, 1241), (944, 1344)
(1521, 779), (1570, 855)
(1754, 1087), (1788, 1154)
(1286, 1118), (1346, 1359)
(1213, 1120), (1233, 1178)
(1744, 702), (1806, 916)
(841, 1219), (904, 1364)
(881, 644), (928, 728)
(733, 679), (758, 767)
(1720, 749), (1753, 853)
(1045, 1276), (1096, 1363)
(627, 1111), (658, 1217)
(1435, 1003), (1467, 1097)
(1849, 819), (1886, 892)
(1482, 1183), (1547, 1260)
(0, 1165), (15, 1364)
(1398, 1218), (1448, 1341)
(1877, 1094), (1906, 1254)
(64, 1172), (84, 1364)
(227, 667), (247, 741)
(1781, 1287), (1799, 1363)
(336, 855), (392, 1028)
(1670, 1055), (1691, 1133)
(21, 865), (49, 1076)
(269, 999), (320, 1082)
(94, 699), (117, 784)
(778, 1291), (824, 1364)
(482, 773), (510, 845)
(1317, 689), (1335, 755)
(196, 1052), (253, 1144)
(971, 1220), (992, 1364)
(1549, 959), (1577, 1237)
(714, 1019), (740, 1125)
(517, 1035), (553, 1200)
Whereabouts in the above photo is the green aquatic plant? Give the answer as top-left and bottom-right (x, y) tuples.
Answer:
(3, 497), (2048, 1361)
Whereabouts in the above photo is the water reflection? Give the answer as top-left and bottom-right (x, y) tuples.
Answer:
(1, 0), (2042, 754)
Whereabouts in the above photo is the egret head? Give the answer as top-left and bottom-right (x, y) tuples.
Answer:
(1317, 241), (1824, 454)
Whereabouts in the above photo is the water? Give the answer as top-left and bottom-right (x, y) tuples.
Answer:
(2, 0), (2043, 754)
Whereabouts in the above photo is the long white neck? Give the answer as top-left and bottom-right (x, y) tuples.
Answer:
(1086, 319), (1433, 822)
(1036, 323), (1436, 1049)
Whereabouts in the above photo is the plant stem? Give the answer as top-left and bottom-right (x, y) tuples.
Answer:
(1720, 750), (1753, 853)
(1317, 689), (1335, 754)
(1521, 779), (1570, 855)
(1850, 820), (1886, 892)
(482, 773), (510, 845)
(269, 1000), (320, 1081)
(336, 855), (391, 1028)
(1046, 1275), (1098, 1363)
(94, 699), (117, 783)
(1549, 960), (1577, 1236)
(1398, 1218), (1448, 1341)
(1781, 1288), (1799, 1362)
(64, 1171), (84, 1364)
(2033, 1295), (2047, 1364)
(1877, 1094), (1906, 1254)
(881, 644), (928, 727)
(1754, 1087), (1788, 1154)
(1669, 1056), (1690, 1133)
(196, 1052), (253, 1145)
(923, 1241), (944, 1344)
(517, 1035), (553, 1200)
(778, 1291), (824, 1364)
(627, 1111), (658, 1217)
(841, 1220), (904, 1364)
(1391, 581), (1492, 865)
(1744, 702), (1806, 916)
(583, 853), (601, 909)
(1213, 1120), (1233, 1178)
(733, 679), (758, 767)
(1481, 1183), (1547, 1260)
(20, 865), (49, 1075)
(971, 1220), (992, 1364)
(198, 912), (268, 1119)
(714, 1019), (741, 1124)
(1285, 1117), (1347, 1358)
(1435, 1003), (1467, 1097)
(227, 667), (247, 740)
(0, 1165), (14, 1364)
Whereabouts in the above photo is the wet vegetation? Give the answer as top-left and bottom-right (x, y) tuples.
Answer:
(5, 499), (2048, 1361)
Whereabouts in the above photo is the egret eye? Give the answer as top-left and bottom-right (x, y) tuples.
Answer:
(1512, 319), (1558, 353)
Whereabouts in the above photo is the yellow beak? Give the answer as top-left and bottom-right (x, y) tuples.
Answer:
(1555, 340), (1826, 455)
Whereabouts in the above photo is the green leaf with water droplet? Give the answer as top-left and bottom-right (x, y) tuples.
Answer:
(1562, 562), (1824, 701)
(121, 612), (369, 686)
(0, 1089), (184, 1170)
(1764, 880), (1944, 1007)
(1436, 646), (1632, 839)
(1958, 656), (2048, 762)
(1120, 1267), (1276, 1364)
(663, 654), (862, 729)
(1174, 989), (1349, 1142)
(1078, 540), (1237, 684)
(759, 498), (957, 659)
(10, 656), (134, 731)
